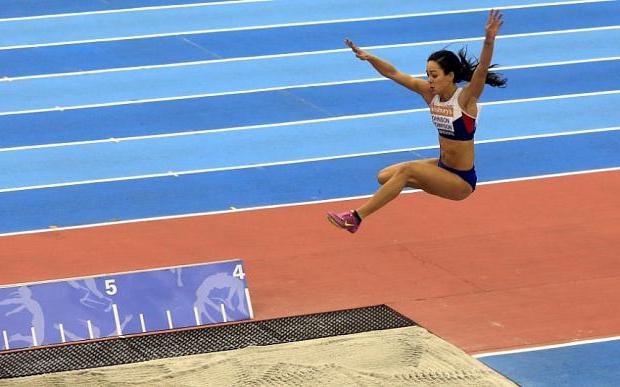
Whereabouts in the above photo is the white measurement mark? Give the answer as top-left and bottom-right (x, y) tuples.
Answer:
(2, 330), (9, 350)
(87, 320), (94, 339)
(31, 327), (38, 346)
(245, 288), (255, 319)
(220, 304), (228, 323)
(193, 306), (202, 326)
(139, 314), (146, 333)
(166, 310), (174, 329)
(111, 304), (123, 336)
(59, 323), (66, 343)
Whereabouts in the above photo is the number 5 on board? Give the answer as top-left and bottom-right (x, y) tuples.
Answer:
(105, 279), (118, 295)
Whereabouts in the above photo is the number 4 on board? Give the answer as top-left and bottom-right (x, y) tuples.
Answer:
(233, 264), (246, 280)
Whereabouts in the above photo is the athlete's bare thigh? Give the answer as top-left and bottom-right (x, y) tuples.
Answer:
(377, 158), (439, 186)
(380, 158), (473, 200)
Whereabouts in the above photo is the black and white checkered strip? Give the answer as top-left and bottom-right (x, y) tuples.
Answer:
(0, 305), (416, 379)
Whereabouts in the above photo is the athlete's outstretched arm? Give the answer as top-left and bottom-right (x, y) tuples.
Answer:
(345, 39), (432, 102)
(463, 10), (503, 101)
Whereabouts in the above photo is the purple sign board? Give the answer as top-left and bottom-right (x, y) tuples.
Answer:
(0, 259), (253, 351)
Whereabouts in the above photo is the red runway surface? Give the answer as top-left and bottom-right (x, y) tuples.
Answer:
(2, 171), (619, 354)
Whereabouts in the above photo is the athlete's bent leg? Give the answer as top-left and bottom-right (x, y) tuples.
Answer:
(377, 158), (437, 186)
(357, 160), (472, 219)
(327, 159), (472, 233)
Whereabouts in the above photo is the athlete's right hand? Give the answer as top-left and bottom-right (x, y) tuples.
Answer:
(345, 38), (372, 61)
(484, 9), (503, 41)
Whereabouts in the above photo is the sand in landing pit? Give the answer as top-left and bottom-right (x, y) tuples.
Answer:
(2, 326), (515, 386)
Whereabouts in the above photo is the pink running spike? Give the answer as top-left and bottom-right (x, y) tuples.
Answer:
(326, 211), (360, 233)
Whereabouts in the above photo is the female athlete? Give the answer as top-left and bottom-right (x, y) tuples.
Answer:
(327, 9), (506, 233)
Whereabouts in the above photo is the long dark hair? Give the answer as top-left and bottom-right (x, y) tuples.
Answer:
(427, 47), (507, 88)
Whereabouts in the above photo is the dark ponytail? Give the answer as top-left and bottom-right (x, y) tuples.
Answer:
(427, 47), (507, 88)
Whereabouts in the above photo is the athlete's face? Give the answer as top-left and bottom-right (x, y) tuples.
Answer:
(426, 61), (454, 95)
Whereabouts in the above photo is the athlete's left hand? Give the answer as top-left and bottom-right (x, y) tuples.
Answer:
(485, 9), (503, 40)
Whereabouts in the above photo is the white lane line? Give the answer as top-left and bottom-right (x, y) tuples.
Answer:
(0, 126), (618, 193)
(2, 330), (10, 350)
(245, 288), (254, 319)
(58, 323), (66, 343)
(0, 126), (618, 192)
(1, 56), (618, 117)
(193, 306), (202, 326)
(0, 78), (382, 117)
(0, 0), (611, 50)
(3, 25), (619, 82)
(166, 310), (174, 329)
(478, 167), (620, 185)
(498, 56), (620, 71)
(364, 24), (620, 51)
(481, 90), (620, 106)
(139, 314), (147, 333)
(0, 166), (618, 238)
(112, 304), (123, 336)
(30, 327), (38, 346)
(0, 0), (271, 23)
(0, 108), (426, 152)
(474, 335), (620, 358)
(1, 89), (618, 153)
(87, 320), (94, 339)
(220, 304), (228, 323)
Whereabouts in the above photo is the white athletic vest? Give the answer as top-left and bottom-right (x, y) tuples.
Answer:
(429, 88), (478, 141)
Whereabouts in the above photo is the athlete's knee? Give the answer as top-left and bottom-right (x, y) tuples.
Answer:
(396, 163), (421, 179)
(377, 161), (425, 185)
(377, 166), (397, 185)
(388, 164), (420, 188)
(377, 171), (390, 185)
